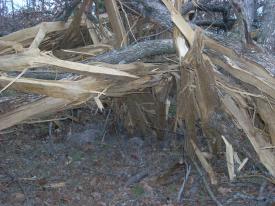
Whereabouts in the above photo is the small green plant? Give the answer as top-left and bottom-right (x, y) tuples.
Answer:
(71, 151), (84, 162)
(131, 185), (145, 198)
(167, 184), (177, 193)
(169, 104), (177, 117)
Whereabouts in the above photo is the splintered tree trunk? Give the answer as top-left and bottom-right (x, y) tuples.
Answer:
(31, 0), (36, 9)
(242, 0), (255, 33)
(104, 0), (128, 48)
(261, 0), (275, 54)
(1, 0), (275, 179)
(11, 0), (14, 19)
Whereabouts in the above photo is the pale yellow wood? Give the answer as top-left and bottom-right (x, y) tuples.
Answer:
(256, 99), (275, 145)
(221, 135), (236, 181)
(0, 49), (138, 78)
(29, 23), (47, 49)
(84, 13), (100, 44)
(0, 40), (24, 54)
(104, 0), (128, 47)
(222, 95), (275, 177)
(0, 97), (72, 131)
(0, 22), (69, 44)
(210, 56), (275, 100)
(162, 0), (195, 45)
(0, 76), (103, 100)
(191, 140), (218, 185)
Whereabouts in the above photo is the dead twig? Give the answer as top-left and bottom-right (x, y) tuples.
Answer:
(22, 117), (69, 124)
(0, 166), (30, 205)
(101, 109), (112, 142)
(125, 170), (149, 187)
(192, 160), (223, 206)
(226, 192), (275, 205)
(0, 129), (17, 134)
(0, 68), (28, 94)
(258, 180), (267, 200)
(47, 121), (55, 155)
(118, 0), (137, 42)
(177, 163), (191, 203)
(237, 174), (275, 185)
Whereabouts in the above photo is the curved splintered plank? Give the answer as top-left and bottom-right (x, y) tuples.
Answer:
(0, 97), (72, 131)
(37, 54), (138, 78)
(0, 49), (138, 78)
(0, 76), (105, 100)
(0, 22), (69, 45)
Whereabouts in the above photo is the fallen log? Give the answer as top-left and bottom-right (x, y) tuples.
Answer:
(87, 39), (175, 64)
(123, 0), (235, 31)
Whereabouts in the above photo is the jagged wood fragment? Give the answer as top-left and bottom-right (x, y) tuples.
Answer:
(172, 1), (220, 182)
(191, 140), (218, 185)
(0, 67), (175, 131)
(0, 22), (69, 50)
(215, 59), (275, 101)
(152, 75), (173, 139)
(222, 135), (236, 181)
(104, 0), (128, 47)
(222, 95), (275, 177)
(172, 1), (197, 158)
(61, 44), (112, 57)
(162, 0), (194, 46)
(256, 99), (275, 145)
(0, 76), (104, 100)
(84, 13), (100, 44)
(0, 40), (24, 54)
(60, 0), (90, 49)
(163, 0), (275, 178)
(29, 23), (48, 49)
(0, 97), (72, 131)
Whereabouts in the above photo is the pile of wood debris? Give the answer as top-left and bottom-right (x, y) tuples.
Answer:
(0, 0), (275, 189)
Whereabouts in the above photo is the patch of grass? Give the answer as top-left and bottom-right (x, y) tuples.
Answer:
(167, 184), (178, 193)
(101, 143), (112, 149)
(90, 153), (98, 162)
(1, 90), (19, 96)
(131, 185), (145, 198)
(169, 104), (177, 117)
(71, 150), (84, 162)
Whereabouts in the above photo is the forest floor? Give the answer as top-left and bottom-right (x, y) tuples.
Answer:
(0, 108), (274, 206)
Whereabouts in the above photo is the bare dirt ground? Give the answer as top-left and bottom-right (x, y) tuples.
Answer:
(0, 108), (274, 206)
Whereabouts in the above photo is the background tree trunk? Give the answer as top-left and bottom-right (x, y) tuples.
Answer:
(261, 0), (275, 54)
(242, 0), (255, 33)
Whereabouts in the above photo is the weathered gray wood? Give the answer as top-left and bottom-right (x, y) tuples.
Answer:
(261, 0), (275, 54)
(124, 0), (235, 31)
(87, 39), (175, 64)
(242, 0), (255, 33)
(123, 0), (173, 29)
